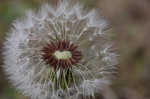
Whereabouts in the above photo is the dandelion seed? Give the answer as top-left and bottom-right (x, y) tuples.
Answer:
(3, 1), (118, 99)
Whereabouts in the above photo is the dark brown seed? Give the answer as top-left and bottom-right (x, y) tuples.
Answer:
(41, 40), (82, 69)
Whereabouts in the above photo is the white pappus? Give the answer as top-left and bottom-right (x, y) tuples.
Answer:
(3, 0), (118, 99)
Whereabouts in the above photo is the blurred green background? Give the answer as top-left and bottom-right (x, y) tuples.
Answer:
(1, 0), (150, 99)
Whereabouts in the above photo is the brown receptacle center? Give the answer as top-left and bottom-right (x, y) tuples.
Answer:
(41, 40), (82, 68)
(53, 50), (72, 60)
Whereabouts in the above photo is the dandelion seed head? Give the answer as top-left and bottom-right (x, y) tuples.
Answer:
(3, 1), (118, 99)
